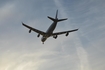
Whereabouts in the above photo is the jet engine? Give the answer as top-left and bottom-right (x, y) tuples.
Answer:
(29, 29), (31, 33)
(53, 35), (57, 39)
(37, 34), (40, 37)
(66, 32), (69, 36)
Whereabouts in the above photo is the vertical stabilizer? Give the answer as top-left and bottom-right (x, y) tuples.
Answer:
(55, 10), (58, 19)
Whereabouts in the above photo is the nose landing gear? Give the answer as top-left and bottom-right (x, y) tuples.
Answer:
(42, 42), (44, 44)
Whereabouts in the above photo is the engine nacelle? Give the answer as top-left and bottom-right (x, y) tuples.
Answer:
(53, 35), (57, 39)
(66, 32), (69, 36)
(29, 29), (31, 33)
(37, 34), (40, 37)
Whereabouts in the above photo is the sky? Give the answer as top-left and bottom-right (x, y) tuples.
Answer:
(0, 0), (105, 70)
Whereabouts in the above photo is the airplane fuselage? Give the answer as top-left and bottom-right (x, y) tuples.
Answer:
(41, 22), (57, 42)
(46, 22), (57, 34)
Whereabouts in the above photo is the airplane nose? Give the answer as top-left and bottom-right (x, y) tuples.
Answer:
(41, 37), (47, 42)
(41, 39), (45, 42)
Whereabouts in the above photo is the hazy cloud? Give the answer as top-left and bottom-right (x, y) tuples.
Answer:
(0, 0), (105, 70)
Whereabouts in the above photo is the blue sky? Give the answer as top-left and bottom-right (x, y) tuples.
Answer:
(0, 0), (105, 70)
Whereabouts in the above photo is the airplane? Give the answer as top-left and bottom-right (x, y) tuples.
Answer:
(22, 10), (78, 44)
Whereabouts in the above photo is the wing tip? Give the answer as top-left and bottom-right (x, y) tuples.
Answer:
(76, 29), (79, 31)
(21, 22), (25, 26)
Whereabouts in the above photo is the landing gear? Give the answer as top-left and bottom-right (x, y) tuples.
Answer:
(42, 42), (44, 44)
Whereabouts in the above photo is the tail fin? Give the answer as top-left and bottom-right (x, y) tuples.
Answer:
(47, 10), (58, 21)
(48, 10), (67, 22)
(55, 10), (58, 19)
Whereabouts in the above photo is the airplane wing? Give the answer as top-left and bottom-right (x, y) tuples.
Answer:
(52, 29), (78, 36)
(22, 23), (46, 35)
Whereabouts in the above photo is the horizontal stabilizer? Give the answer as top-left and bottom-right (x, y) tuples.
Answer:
(48, 16), (67, 22)
(48, 16), (55, 21)
(48, 10), (67, 22)
(58, 18), (68, 22)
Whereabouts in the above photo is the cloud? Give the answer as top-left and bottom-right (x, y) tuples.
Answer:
(0, 52), (46, 70)
(0, 2), (15, 25)
(55, 0), (90, 70)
